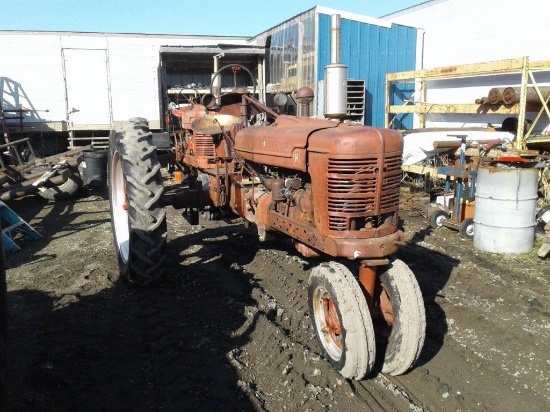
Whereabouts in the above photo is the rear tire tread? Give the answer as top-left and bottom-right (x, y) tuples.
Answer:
(108, 118), (167, 285)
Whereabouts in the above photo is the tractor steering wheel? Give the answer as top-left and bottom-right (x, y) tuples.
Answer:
(209, 64), (257, 97)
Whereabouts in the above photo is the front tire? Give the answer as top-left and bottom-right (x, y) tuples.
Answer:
(308, 262), (376, 380)
(375, 260), (426, 375)
(108, 118), (167, 285)
(459, 218), (474, 239)
(429, 208), (448, 229)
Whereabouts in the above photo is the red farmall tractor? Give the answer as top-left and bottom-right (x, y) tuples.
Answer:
(107, 64), (425, 380)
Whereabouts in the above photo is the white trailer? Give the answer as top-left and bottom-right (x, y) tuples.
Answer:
(0, 31), (258, 148)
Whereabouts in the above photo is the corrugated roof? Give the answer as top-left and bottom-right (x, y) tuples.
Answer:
(160, 45), (264, 55)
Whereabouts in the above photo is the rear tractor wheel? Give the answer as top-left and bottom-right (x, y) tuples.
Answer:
(108, 118), (167, 285)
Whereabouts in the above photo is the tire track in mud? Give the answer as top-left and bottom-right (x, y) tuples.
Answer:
(238, 245), (414, 411)
(399, 218), (550, 411)
(223, 231), (549, 412)
(152, 211), (549, 411)
(130, 246), (259, 411)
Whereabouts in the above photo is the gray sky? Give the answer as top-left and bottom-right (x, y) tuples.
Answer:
(0, 0), (427, 35)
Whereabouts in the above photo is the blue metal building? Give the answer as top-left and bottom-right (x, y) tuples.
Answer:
(253, 6), (418, 128)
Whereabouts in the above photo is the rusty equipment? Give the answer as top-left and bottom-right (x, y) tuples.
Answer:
(0, 140), (85, 202)
(108, 18), (425, 381)
(0, 108), (84, 202)
(427, 135), (477, 238)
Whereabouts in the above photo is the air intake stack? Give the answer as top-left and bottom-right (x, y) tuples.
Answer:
(323, 14), (348, 119)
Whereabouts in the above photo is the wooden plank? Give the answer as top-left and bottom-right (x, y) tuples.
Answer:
(388, 103), (521, 115)
(387, 58), (526, 81)
(388, 59), (550, 82)
(14, 121), (68, 132)
(402, 164), (448, 179)
(529, 60), (550, 71)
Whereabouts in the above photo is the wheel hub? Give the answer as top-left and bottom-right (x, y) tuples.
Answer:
(379, 284), (394, 325)
(321, 296), (343, 344)
(313, 286), (344, 360)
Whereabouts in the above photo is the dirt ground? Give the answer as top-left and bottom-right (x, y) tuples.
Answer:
(2, 183), (549, 412)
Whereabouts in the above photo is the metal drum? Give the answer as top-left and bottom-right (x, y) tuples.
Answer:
(81, 149), (108, 190)
(474, 166), (538, 253)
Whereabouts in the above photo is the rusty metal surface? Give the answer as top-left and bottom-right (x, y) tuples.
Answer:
(190, 114), (241, 135)
(266, 206), (403, 259)
(359, 264), (377, 308)
(502, 86), (550, 105)
(235, 115), (339, 172)
(294, 241), (320, 258)
(487, 87), (503, 104)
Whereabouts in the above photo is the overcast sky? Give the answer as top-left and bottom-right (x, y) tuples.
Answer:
(0, 0), (427, 36)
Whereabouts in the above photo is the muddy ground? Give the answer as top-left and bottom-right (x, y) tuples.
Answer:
(2, 183), (549, 412)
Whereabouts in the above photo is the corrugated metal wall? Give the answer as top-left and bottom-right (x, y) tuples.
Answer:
(317, 14), (417, 128)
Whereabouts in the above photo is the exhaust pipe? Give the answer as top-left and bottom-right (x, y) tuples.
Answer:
(324, 15), (348, 119)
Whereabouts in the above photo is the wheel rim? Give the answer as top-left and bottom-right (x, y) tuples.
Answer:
(379, 284), (394, 326)
(466, 223), (474, 237)
(435, 213), (446, 227)
(373, 282), (395, 340)
(312, 286), (343, 361)
(111, 151), (130, 263)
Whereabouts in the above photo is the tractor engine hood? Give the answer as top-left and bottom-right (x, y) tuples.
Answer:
(234, 115), (403, 171)
(234, 115), (338, 171)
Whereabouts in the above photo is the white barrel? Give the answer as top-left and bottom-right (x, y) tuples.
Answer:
(474, 166), (538, 254)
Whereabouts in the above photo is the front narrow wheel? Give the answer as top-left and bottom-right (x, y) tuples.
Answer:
(308, 262), (376, 380)
(108, 118), (167, 285)
(374, 260), (426, 375)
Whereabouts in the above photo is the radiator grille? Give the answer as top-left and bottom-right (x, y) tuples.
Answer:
(194, 134), (215, 158)
(327, 155), (401, 231)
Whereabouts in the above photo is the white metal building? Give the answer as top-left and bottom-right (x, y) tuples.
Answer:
(383, 0), (550, 131)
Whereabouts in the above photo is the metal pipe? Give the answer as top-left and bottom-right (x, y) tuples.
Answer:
(502, 86), (550, 105)
(212, 52), (224, 103)
(330, 14), (341, 65)
(487, 88), (503, 104)
(358, 263), (377, 309)
(324, 14), (348, 119)
(0, 174), (68, 201)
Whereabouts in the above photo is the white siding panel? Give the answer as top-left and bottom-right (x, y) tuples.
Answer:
(108, 41), (160, 123)
(0, 34), (67, 123)
(386, 0), (550, 67)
